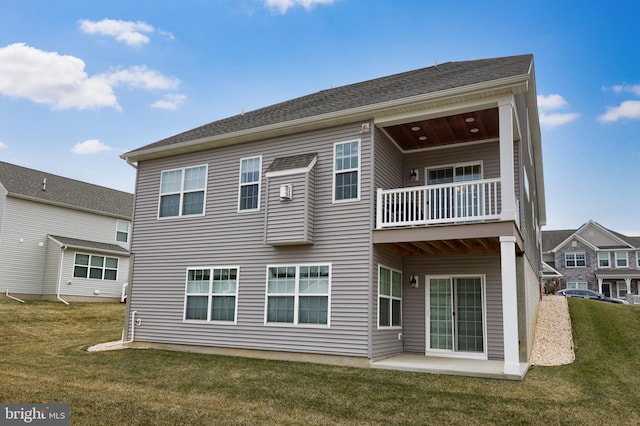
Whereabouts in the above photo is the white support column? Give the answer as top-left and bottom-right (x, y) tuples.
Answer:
(499, 98), (516, 222)
(500, 236), (521, 375)
(625, 278), (631, 298)
(597, 277), (603, 295)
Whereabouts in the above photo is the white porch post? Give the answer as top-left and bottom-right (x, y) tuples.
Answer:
(499, 98), (516, 222)
(597, 277), (603, 294)
(625, 278), (631, 298)
(500, 236), (520, 375)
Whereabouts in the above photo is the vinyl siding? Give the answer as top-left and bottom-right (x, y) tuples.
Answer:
(403, 254), (504, 360)
(128, 122), (374, 357)
(265, 170), (313, 245)
(0, 197), (130, 295)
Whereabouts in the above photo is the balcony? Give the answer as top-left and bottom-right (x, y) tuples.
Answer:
(376, 179), (502, 229)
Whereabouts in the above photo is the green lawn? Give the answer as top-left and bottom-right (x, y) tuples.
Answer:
(1, 299), (639, 425)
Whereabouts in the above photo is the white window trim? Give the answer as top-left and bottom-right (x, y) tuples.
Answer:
(115, 220), (130, 243)
(598, 251), (610, 268)
(565, 252), (586, 268)
(377, 264), (402, 329)
(332, 139), (361, 203)
(616, 280), (628, 298)
(237, 155), (262, 212)
(158, 164), (208, 219)
(264, 263), (332, 327)
(73, 252), (119, 281)
(183, 266), (240, 324)
(566, 282), (588, 290)
(615, 251), (628, 268)
(425, 161), (484, 186)
(424, 274), (488, 360)
(637, 252), (640, 268)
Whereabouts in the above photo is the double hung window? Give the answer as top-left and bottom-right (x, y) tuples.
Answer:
(615, 252), (628, 268)
(565, 252), (586, 268)
(116, 220), (130, 243)
(74, 254), (118, 280)
(378, 266), (402, 328)
(598, 252), (610, 268)
(238, 156), (261, 211)
(184, 267), (239, 322)
(266, 265), (330, 326)
(159, 165), (207, 217)
(333, 140), (360, 202)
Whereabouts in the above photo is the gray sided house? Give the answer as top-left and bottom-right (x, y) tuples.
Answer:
(121, 54), (546, 379)
(542, 220), (640, 301)
(0, 162), (134, 302)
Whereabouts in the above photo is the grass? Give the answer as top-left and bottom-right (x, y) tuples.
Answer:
(1, 300), (640, 425)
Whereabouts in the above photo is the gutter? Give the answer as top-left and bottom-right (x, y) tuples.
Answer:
(56, 245), (69, 305)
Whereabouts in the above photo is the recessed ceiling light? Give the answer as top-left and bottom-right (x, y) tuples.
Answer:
(465, 117), (475, 123)
(419, 136), (427, 141)
(411, 126), (421, 131)
(470, 128), (480, 133)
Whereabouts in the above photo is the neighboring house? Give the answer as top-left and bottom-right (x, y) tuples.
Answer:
(0, 162), (134, 302)
(542, 220), (640, 300)
(120, 54), (546, 379)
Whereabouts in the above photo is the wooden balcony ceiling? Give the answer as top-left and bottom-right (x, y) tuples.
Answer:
(383, 107), (498, 150)
(378, 237), (503, 256)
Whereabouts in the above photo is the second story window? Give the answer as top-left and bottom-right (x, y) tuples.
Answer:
(238, 156), (261, 211)
(116, 220), (130, 243)
(159, 165), (207, 218)
(333, 140), (360, 202)
(598, 252), (610, 268)
(616, 251), (628, 268)
(565, 252), (586, 268)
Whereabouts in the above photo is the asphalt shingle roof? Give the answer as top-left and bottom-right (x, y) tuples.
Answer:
(127, 54), (533, 154)
(0, 161), (134, 218)
(49, 235), (130, 254)
(266, 153), (318, 174)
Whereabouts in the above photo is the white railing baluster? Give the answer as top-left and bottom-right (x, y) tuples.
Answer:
(376, 178), (504, 228)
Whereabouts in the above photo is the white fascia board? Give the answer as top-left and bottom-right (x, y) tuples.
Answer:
(582, 220), (636, 249)
(552, 231), (598, 253)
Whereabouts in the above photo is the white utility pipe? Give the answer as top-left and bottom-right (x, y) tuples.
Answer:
(56, 246), (69, 305)
(5, 289), (25, 303)
(105, 310), (137, 348)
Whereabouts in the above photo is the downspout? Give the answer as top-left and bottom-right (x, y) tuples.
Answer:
(104, 310), (137, 348)
(56, 245), (69, 305)
(5, 290), (25, 303)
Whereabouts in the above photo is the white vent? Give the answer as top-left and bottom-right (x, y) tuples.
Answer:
(279, 184), (293, 200)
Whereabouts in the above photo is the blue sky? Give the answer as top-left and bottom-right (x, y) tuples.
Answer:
(1, 0), (639, 234)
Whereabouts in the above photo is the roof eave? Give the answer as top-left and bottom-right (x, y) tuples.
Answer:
(121, 73), (532, 163)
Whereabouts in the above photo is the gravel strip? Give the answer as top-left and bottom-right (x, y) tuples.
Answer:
(531, 296), (575, 366)
(530, 295), (575, 366)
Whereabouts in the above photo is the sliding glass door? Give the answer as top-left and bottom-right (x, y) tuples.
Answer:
(427, 276), (485, 356)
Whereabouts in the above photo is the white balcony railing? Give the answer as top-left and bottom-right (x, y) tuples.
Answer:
(376, 179), (502, 228)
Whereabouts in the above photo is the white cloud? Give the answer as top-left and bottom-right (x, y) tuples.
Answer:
(0, 43), (181, 111)
(0, 141), (8, 150)
(537, 94), (567, 111)
(537, 94), (579, 128)
(263, 0), (336, 13)
(79, 19), (154, 47)
(609, 84), (640, 96)
(71, 139), (113, 154)
(0, 43), (119, 110)
(151, 93), (187, 110)
(599, 84), (640, 122)
(539, 112), (580, 128)
(100, 65), (180, 90)
(599, 100), (640, 122)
